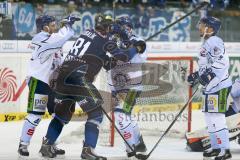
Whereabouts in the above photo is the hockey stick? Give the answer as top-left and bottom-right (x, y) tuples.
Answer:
(145, 1), (209, 41)
(99, 106), (136, 153)
(112, 0), (117, 21)
(136, 86), (200, 160)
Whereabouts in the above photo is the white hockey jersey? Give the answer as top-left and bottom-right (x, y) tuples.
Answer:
(198, 36), (232, 94)
(107, 36), (147, 92)
(27, 25), (74, 84)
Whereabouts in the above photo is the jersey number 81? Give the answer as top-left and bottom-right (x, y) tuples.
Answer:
(69, 37), (91, 57)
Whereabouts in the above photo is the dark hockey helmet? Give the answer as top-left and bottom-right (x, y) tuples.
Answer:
(115, 16), (133, 39)
(105, 15), (113, 24)
(36, 15), (55, 30)
(199, 16), (221, 35)
(95, 14), (113, 33)
(115, 16), (133, 29)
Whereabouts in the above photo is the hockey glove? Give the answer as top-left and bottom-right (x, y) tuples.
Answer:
(132, 40), (146, 54)
(187, 71), (199, 87)
(198, 68), (216, 86)
(103, 57), (117, 71)
(61, 15), (81, 27)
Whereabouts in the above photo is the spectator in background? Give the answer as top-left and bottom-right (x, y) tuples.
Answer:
(147, 6), (155, 18)
(0, 15), (16, 40)
(36, 3), (45, 15)
(192, 0), (202, 7)
(132, 4), (149, 29)
(192, 0), (229, 10)
(220, 0), (229, 9)
(210, 0), (229, 10)
(155, 0), (166, 8)
(67, 0), (78, 14)
(117, 0), (131, 3)
(192, 0), (207, 18)
(142, 0), (166, 8)
(74, 0), (93, 8)
(48, 0), (55, 3)
(180, 0), (189, 8)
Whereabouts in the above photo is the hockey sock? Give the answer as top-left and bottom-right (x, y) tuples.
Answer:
(84, 121), (99, 148)
(20, 121), (36, 144)
(209, 133), (219, 149)
(20, 114), (41, 144)
(45, 117), (63, 145)
(216, 129), (230, 150)
(114, 111), (136, 152)
(132, 120), (141, 145)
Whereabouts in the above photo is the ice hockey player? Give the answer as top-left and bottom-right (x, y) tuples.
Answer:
(187, 16), (232, 160)
(17, 14), (80, 157)
(107, 16), (147, 158)
(38, 14), (115, 159)
(186, 78), (240, 152)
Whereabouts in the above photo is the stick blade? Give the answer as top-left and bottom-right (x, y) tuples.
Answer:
(135, 153), (149, 160)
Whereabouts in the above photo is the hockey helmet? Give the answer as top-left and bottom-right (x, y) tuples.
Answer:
(36, 15), (55, 31)
(115, 16), (133, 29)
(115, 16), (133, 39)
(199, 16), (221, 35)
(95, 14), (113, 32)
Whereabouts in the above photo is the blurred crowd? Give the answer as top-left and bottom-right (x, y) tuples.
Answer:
(1, 0), (240, 41)
(6, 0), (240, 10)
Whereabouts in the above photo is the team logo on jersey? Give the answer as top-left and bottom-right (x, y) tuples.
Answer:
(34, 94), (48, 111)
(28, 43), (36, 50)
(217, 137), (222, 144)
(110, 61), (132, 89)
(214, 47), (221, 55)
(207, 95), (218, 112)
(27, 128), (35, 136)
(113, 72), (130, 88)
(123, 131), (132, 140)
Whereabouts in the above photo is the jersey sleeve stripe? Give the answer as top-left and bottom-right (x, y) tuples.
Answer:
(37, 47), (62, 57)
(212, 66), (222, 69)
(208, 51), (216, 57)
(205, 75), (230, 93)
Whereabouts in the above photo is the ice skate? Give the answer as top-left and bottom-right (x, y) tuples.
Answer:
(81, 146), (107, 160)
(127, 136), (147, 158)
(214, 149), (232, 160)
(203, 148), (220, 160)
(18, 141), (29, 157)
(53, 143), (65, 155)
(39, 138), (56, 158)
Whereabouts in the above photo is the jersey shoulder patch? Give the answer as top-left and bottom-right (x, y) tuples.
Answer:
(213, 46), (222, 55)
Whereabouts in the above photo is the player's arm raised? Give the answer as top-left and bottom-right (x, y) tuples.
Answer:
(35, 15), (80, 60)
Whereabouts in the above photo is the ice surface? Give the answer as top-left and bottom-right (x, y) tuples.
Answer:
(0, 111), (240, 160)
